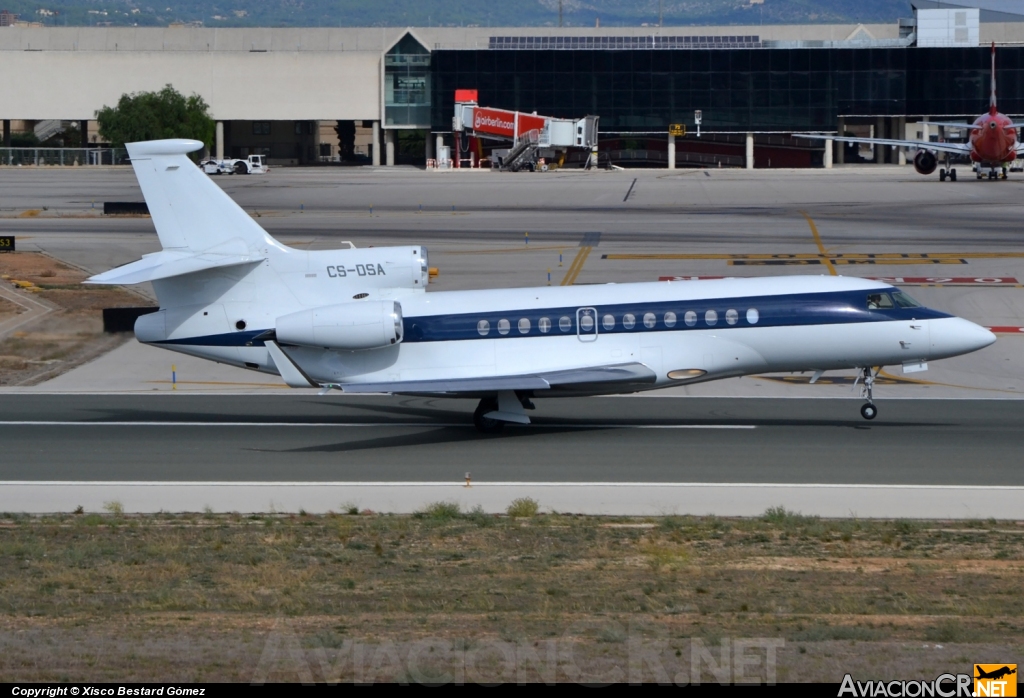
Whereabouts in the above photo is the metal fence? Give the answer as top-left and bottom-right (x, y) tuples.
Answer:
(0, 148), (129, 166)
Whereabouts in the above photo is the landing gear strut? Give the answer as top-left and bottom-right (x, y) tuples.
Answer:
(473, 398), (504, 434)
(856, 367), (879, 420)
(472, 391), (534, 433)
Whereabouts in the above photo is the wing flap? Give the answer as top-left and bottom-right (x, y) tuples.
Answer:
(336, 375), (551, 394)
(330, 362), (656, 395)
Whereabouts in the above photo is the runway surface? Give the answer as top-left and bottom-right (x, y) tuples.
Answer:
(2, 394), (1022, 485)
(2, 166), (1024, 515)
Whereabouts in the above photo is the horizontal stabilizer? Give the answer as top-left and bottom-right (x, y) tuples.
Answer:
(332, 362), (656, 395)
(925, 121), (982, 131)
(85, 240), (264, 285)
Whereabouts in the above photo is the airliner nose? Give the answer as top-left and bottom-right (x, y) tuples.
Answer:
(929, 317), (996, 359)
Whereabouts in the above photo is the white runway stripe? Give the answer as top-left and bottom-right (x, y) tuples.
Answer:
(2, 481), (1021, 490)
(0, 421), (756, 429)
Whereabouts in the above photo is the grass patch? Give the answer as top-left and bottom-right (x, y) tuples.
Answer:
(0, 512), (1020, 682)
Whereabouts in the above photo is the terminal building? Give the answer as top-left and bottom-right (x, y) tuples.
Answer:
(2, 0), (1024, 168)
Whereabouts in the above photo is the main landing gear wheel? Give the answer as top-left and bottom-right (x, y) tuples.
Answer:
(949, 168), (957, 182)
(939, 169), (947, 181)
(473, 398), (504, 434)
(860, 403), (878, 420)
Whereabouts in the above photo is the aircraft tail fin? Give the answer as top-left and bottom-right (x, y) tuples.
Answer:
(990, 41), (998, 115)
(124, 139), (276, 252)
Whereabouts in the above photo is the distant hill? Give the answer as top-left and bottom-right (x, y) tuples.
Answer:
(1, 0), (915, 29)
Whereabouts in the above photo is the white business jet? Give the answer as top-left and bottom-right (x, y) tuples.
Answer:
(88, 140), (995, 432)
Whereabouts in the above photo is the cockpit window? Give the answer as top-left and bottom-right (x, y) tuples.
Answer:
(891, 291), (921, 308)
(866, 293), (894, 310)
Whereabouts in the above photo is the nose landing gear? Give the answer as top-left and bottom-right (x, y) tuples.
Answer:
(855, 366), (880, 420)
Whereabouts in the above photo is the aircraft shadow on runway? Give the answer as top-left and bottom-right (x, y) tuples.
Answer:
(251, 425), (586, 454)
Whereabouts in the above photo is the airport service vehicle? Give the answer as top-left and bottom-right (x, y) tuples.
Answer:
(797, 43), (1022, 182)
(201, 154), (268, 175)
(87, 139), (996, 431)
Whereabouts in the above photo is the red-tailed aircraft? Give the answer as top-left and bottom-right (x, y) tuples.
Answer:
(797, 43), (1022, 181)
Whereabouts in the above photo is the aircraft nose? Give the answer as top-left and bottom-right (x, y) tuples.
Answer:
(929, 317), (996, 359)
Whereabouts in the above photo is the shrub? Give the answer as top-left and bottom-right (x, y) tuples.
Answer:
(102, 501), (124, 516)
(506, 497), (540, 518)
(415, 501), (462, 521)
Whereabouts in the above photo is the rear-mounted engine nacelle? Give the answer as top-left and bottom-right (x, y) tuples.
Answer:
(276, 301), (403, 351)
(913, 149), (937, 176)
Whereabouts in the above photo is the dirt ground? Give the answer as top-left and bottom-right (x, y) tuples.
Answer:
(0, 508), (1020, 684)
(0, 251), (142, 385)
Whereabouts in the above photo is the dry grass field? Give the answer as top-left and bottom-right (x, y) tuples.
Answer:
(0, 251), (141, 385)
(0, 505), (1021, 683)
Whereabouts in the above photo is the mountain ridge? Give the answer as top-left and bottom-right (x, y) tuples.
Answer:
(1, 1), (915, 29)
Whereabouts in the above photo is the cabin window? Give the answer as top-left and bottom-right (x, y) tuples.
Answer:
(477, 319), (490, 336)
(579, 314), (595, 332)
(892, 291), (921, 308)
(664, 311), (677, 328)
(684, 311), (697, 327)
(518, 318), (531, 334)
(866, 293), (894, 310)
(623, 313), (636, 329)
(602, 314), (615, 330)
(539, 317), (552, 333)
(559, 316), (572, 332)
(643, 312), (656, 329)
(498, 319), (511, 335)
(746, 308), (760, 324)
(705, 310), (718, 326)
(726, 309), (739, 325)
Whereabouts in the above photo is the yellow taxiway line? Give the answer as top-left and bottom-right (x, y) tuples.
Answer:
(800, 211), (836, 276)
(561, 246), (593, 286)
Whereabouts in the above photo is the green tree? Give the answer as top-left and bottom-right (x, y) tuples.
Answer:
(95, 84), (215, 154)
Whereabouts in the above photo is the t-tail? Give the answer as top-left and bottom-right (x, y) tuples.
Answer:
(84, 139), (288, 291)
(990, 41), (998, 116)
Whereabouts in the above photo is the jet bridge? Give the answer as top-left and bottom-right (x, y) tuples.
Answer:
(452, 90), (599, 171)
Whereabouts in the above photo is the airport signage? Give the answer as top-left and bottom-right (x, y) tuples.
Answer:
(0, 235), (13, 252)
(669, 123), (686, 137)
(471, 108), (546, 138)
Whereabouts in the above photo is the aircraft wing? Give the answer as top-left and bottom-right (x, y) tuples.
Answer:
(926, 121), (982, 131)
(794, 133), (973, 156)
(330, 362), (658, 395)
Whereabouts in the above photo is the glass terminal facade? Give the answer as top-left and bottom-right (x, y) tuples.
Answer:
(430, 46), (1024, 133)
(385, 33), (432, 128)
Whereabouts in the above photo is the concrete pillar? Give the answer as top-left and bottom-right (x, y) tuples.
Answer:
(436, 134), (444, 160)
(824, 138), (833, 169)
(667, 133), (675, 169)
(425, 132), (434, 164)
(215, 121), (224, 160)
(836, 117), (845, 165)
(745, 132), (754, 170)
(875, 117), (885, 164)
(2, 120), (9, 147)
(921, 116), (929, 144)
(896, 117), (906, 166)
(371, 121), (381, 166)
(385, 129), (395, 167)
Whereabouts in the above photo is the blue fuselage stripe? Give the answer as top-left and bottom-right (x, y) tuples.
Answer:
(153, 289), (951, 347)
